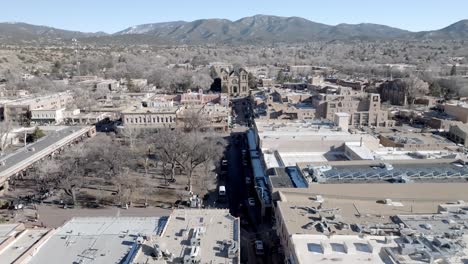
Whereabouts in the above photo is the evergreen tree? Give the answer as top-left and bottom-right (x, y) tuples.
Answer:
(450, 65), (457, 76)
(429, 81), (442, 97)
(28, 127), (45, 142)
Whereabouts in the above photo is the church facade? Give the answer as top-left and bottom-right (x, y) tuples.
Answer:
(219, 68), (249, 97)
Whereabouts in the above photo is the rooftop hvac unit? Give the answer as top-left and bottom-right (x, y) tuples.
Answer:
(165, 250), (174, 261)
(190, 228), (202, 246)
(183, 255), (201, 264)
(183, 247), (201, 264)
(153, 244), (162, 259)
(136, 235), (144, 244)
(228, 240), (239, 258)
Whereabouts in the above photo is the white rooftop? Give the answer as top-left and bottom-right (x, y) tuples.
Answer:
(135, 209), (240, 264)
(291, 234), (398, 264)
(0, 228), (50, 264)
(27, 217), (167, 264)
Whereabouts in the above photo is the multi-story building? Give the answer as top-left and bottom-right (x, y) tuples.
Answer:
(313, 87), (394, 127)
(325, 77), (365, 91)
(121, 105), (178, 128)
(448, 123), (468, 147)
(180, 89), (225, 105)
(209, 62), (233, 74)
(379, 132), (455, 151)
(259, 78), (275, 87)
(0, 89), (30, 98)
(177, 104), (230, 131)
(136, 209), (240, 264)
(145, 94), (179, 108)
(121, 102), (229, 131)
(1, 92), (73, 123)
(95, 80), (120, 91)
(274, 186), (468, 264)
(257, 89), (316, 120)
(378, 79), (408, 105)
(219, 68), (249, 97)
(444, 102), (468, 123)
(0, 209), (240, 264)
(31, 108), (66, 124)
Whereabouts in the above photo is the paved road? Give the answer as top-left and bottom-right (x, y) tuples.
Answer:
(225, 133), (247, 217)
(225, 97), (253, 217)
(229, 97), (283, 264)
(0, 126), (88, 182)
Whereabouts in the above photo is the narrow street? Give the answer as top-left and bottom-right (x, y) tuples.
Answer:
(221, 96), (282, 264)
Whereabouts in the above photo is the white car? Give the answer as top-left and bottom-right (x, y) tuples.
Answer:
(248, 198), (255, 206)
(254, 240), (264, 255)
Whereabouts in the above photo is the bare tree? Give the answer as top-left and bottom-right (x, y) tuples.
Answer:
(178, 107), (208, 132)
(0, 121), (16, 156)
(85, 136), (135, 206)
(178, 132), (225, 193)
(119, 127), (141, 152)
(403, 76), (429, 106)
(135, 136), (155, 177)
(86, 136), (131, 178)
(191, 72), (213, 90)
(153, 129), (185, 184)
(35, 158), (62, 192)
(40, 148), (88, 205)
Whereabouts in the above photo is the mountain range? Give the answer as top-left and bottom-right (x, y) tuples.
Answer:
(1, 15), (468, 45)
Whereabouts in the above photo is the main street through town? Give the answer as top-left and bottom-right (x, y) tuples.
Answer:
(219, 97), (281, 264)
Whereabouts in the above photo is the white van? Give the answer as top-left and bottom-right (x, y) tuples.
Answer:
(219, 186), (226, 196)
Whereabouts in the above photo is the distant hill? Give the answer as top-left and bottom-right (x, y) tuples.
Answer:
(114, 15), (409, 43)
(413, 19), (468, 39)
(1, 15), (468, 45)
(0, 22), (107, 43)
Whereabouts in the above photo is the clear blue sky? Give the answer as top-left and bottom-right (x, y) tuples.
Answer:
(2, 0), (467, 33)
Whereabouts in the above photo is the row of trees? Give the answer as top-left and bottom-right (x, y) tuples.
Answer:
(34, 128), (225, 206)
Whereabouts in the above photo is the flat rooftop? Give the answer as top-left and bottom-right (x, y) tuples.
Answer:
(121, 106), (179, 114)
(305, 159), (468, 183)
(0, 228), (50, 264)
(0, 223), (24, 247)
(3, 92), (71, 106)
(27, 217), (167, 264)
(269, 167), (308, 189)
(265, 151), (346, 169)
(276, 183), (468, 236)
(135, 209), (239, 264)
(396, 211), (468, 237)
(291, 234), (398, 264)
(255, 120), (379, 154)
(380, 132), (455, 146)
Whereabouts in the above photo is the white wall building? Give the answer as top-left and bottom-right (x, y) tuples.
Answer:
(31, 108), (65, 124)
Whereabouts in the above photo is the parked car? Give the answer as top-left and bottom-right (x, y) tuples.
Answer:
(255, 240), (264, 255)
